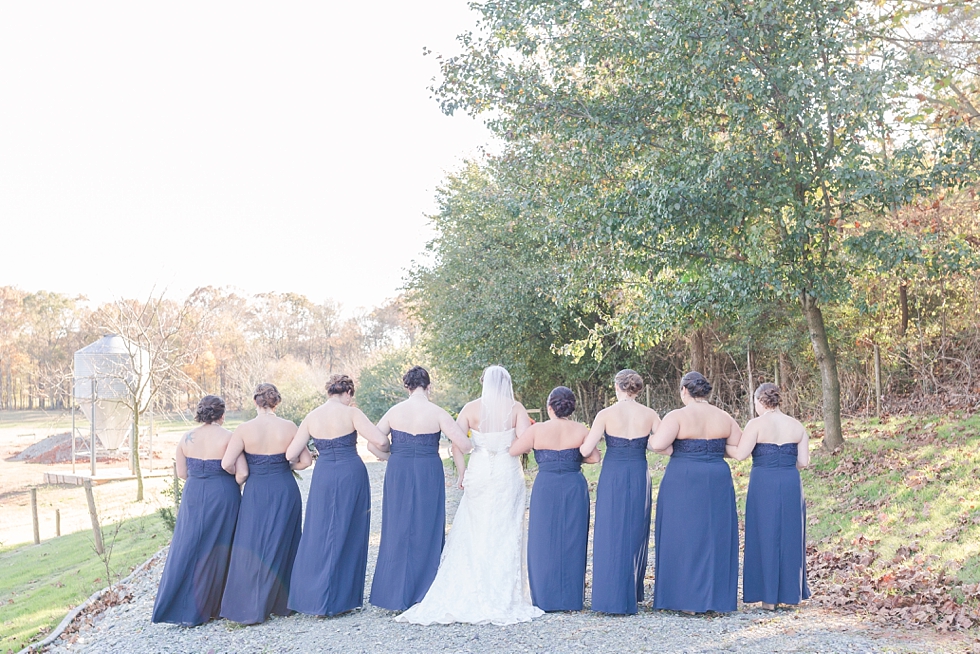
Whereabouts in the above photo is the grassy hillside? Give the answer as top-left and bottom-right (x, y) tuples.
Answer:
(0, 516), (169, 653)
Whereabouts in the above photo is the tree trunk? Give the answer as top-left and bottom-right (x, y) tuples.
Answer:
(800, 291), (844, 450)
(690, 329), (707, 374)
(778, 351), (794, 415)
(899, 281), (909, 336)
(132, 409), (144, 501)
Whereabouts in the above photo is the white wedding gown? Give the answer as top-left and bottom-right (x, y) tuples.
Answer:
(395, 429), (544, 625)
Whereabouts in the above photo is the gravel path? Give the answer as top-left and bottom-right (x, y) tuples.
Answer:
(43, 462), (964, 654)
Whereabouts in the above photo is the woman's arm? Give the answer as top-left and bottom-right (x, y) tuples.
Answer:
(174, 435), (188, 481)
(221, 430), (245, 474)
(797, 428), (810, 469)
(514, 403), (532, 438)
(645, 411), (664, 452)
(729, 419), (757, 461)
(291, 443), (313, 471)
(366, 441), (390, 461)
(440, 409), (473, 454)
(579, 411), (606, 458)
(353, 408), (390, 451)
(451, 442), (467, 489)
(509, 424), (536, 457)
(285, 418), (312, 463)
(648, 411), (680, 452)
(234, 452), (249, 485)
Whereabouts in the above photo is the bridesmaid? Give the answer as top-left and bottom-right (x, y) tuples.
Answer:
(650, 371), (741, 614)
(510, 387), (599, 612)
(369, 366), (472, 611)
(580, 370), (661, 615)
(219, 383), (311, 624)
(729, 383), (811, 609)
(152, 396), (246, 625)
(286, 374), (391, 617)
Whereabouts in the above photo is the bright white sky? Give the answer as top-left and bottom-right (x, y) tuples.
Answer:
(0, 2), (491, 313)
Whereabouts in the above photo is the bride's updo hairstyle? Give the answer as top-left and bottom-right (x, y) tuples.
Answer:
(195, 395), (225, 424)
(253, 383), (282, 409)
(681, 371), (712, 399)
(547, 386), (576, 418)
(326, 374), (355, 397)
(754, 382), (781, 409)
(403, 366), (431, 391)
(615, 369), (644, 396)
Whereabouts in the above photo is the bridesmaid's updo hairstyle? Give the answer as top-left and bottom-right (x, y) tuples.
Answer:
(615, 369), (644, 396)
(755, 382), (781, 409)
(547, 386), (576, 418)
(253, 383), (282, 409)
(403, 366), (431, 391)
(681, 371), (712, 399)
(195, 395), (225, 424)
(326, 374), (355, 397)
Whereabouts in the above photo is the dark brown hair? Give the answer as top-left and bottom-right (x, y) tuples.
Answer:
(681, 371), (712, 399)
(253, 383), (282, 409)
(403, 366), (430, 391)
(755, 382), (781, 409)
(615, 369), (644, 396)
(195, 395), (225, 424)
(326, 374), (355, 397)
(548, 386), (576, 418)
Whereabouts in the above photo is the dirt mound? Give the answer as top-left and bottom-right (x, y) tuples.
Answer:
(8, 433), (128, 464)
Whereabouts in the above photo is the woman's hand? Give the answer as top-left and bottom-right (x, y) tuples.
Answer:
(456, 473), (465, 490)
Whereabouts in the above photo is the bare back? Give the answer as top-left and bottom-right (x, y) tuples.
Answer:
(650, 401), (741, 452)
(672, 403), (739, 441)
(753, 412), (806, 445)
(235, 414), (298, 455)
(181, 424), (233, 460)
(381, 396), (447, 435)
(457, 398), (531, 435)
(527, 418), (589, 451)
(599, 401), (660, 439)
(304, 401), (358, 439)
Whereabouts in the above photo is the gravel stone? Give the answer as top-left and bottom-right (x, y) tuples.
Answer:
(43, 462), (957, 653)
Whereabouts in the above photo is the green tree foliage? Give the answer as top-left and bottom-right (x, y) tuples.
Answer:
(430, 0), (979, 448)
(407, 162), (646, 420)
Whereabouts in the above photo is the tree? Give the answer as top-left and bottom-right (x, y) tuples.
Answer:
(93, 292), (201, 501)
(434, 0), (978, 448)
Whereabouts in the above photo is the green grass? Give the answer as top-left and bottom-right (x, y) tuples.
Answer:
(0, 515), (169, 652)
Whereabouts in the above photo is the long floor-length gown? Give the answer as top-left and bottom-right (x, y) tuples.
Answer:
(152, 458), (240, 625)
(288, 432), (371, 616)
(219, 453), (302, 624)
(396, 429), (544, 625)
(653, 438), (738, 613)
(742, 442), (810, 605)
(590, 434), (652, 614)
(370, 430), (445, 611)
(527, 448), (590, 612)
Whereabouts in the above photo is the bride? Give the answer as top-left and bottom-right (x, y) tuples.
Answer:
(396, 365), (544, 625)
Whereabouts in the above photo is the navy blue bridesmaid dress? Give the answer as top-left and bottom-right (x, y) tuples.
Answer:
(288, 432), (371, 616)
(152, 458), (240, 625)
(742, 442), (810, 605)
(653, 438), (738, 613)
(219, 453), (302, 624)
(370, 430), (445, 611)
(590, 435), (652, 614)
(527, 448), (590, 612)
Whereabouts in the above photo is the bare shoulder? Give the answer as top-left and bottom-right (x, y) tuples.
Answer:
(514, 400), (528, 412)
(662, 407), (684, 421)
(460, 399), (480, 415)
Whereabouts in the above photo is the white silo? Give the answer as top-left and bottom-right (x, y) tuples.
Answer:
(73, 334), (150, 452)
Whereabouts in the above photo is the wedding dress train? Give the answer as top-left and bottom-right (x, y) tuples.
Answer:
(395, 429), (544, 625)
